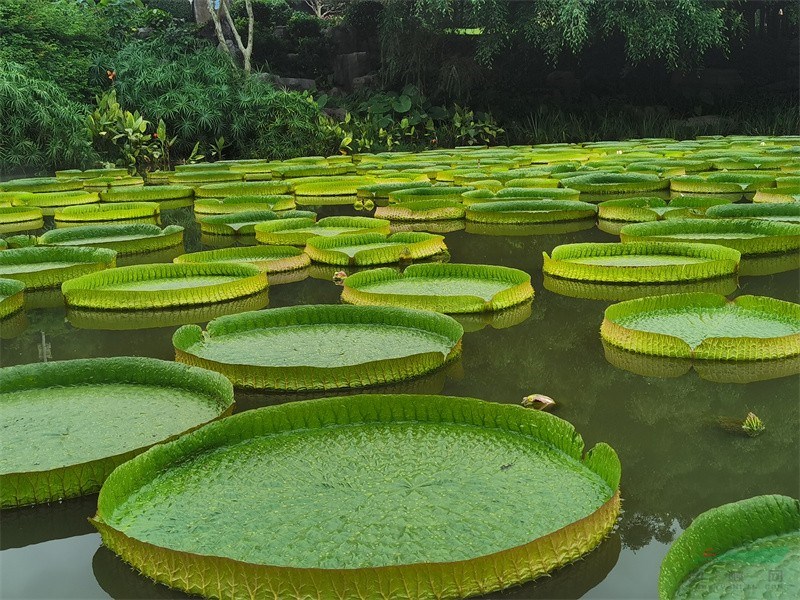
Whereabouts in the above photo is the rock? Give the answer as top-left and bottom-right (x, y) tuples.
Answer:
(352, 73), (378, 91)
(135, 27), (154, 39)
(323, 107), (347, 121)
(274, 77), (317, 92)
(334, 52), (374, 89)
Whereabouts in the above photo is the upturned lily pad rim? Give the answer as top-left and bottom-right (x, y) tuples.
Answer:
(543, 242), (741, 283)
(61, 262), (268, 310)
(1, 357), (234, 508)
(304, 232), (447, 266)
(173, 304), (464, 391)
(342, 263), (534, 313)
(38, 224), (184, 255)
(173, 246), (310, 273)
(466, 200), (598, 223)
(0, 278), (25, 318)
(0, 246), (117, 289)
(601, 292), (800, 360)
(92, 393), (620, 600)
(658, 495), (800, 600)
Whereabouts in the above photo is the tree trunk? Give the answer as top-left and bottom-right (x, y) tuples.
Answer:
(204, 0), (254, 74)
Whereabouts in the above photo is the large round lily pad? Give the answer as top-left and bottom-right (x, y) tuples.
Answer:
(38, 224), (184, 255)
(91, 393), (620, 599)
(0, 247), (116, 289)
(173, 305), (463, 390)
(543, 242), (741, 283)
(705, 202), (800, 222)
(199, 210), (316, 236)
(254, 216), (391, 245)
(0, 278), (25, 318)
(342, 263), (533, 313)
(0, 206), (44, 233)
(194, 195), (296, 217)
(659, 495), (799, 599)
(466, 199), (598, 224)
(173, 246), (310, 273)
(0, 358), (234, 508)
(601, 293), (800, 360)
(620, 219), (800, 255)
(62, 263), (268, 309)
(305, 232), (447, 266)
(54, 202), (160, 227)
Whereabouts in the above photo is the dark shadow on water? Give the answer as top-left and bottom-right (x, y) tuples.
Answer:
(1, 494), (98, 550)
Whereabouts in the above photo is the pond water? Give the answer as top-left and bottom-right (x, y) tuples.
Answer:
(1, 206), (798, 599)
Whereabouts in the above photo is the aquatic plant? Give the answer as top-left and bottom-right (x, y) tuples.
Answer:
(194, 181), (292, 198)
(54, 202), (160, 227)
(0, 206), (44, 233)
(601, 293), (800, 361)
(194, 195), (296, 217)
(620, 219), (800, 255)
(292, 176), (376, 196)
(357, 181), (432, 200)
(342, 263), (533, 313)
(466, 200), (597, 224)
(705, 203), (800, 223)
(0, 246), (116, 289)
(62, 263), (268, 310)
(741, 412), (765, 437)
(174, 246), (310, 273)
(0, 177), (83, 193)
(375, 199), (466, 221)
(199, 210), (316, 236)
(561, 173), (669, 194)
(659, 495), (799, 599)
(543, 242), (740, 283)
(15, 191), (99, 216)
(254, 216), (390, 245)
(388, 186), (474, 204)
(173, 305), (463, 390)
(0, 278), (25, 319)
(305, 232), (447, 266)
(38, 224), (184, 256)
(91, 393), (620, 599)
(671, 173), (776, 194)
(99, 185), (195, 210)
(0, 357), (234, 508)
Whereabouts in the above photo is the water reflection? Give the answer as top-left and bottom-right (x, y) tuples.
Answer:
(65, 291), (270, 330)
(0, 495), (97, 550)
(543, 274), (739, 302)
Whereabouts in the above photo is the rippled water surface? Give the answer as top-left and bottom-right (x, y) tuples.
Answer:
(1, 206), (798, 599)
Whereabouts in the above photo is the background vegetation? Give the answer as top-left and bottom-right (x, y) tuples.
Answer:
(0, 0), (797, 176)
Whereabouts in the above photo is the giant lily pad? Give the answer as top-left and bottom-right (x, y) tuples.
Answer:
(174, 246), (310, 273)
(16, 190), (99, 215)
(562, 172), (669, 194)
(0, 247), (116, 289)
(173, 305), (463, 390)
(466, 200), (597, 224)
(0, 177), (83, 193)
(620, 219), (800, 255)
(194, 181), (291, 198)
(0, 206), (44, 233)
(461, 188), (581, 206)
(38, 224), (184, 255)
(601, 293), (800, 360)
(543, 242), (740, 283)
(194, 195), (296, 217)
(254, 216), (391, 245)
(342, 263), (533, 313)
(388, 186), (474, 204)
(705, 202), (800, 223)
(305, 232), (447, 266)
(671, 173), (776, 194)
(659, 495), (799, 599)
(62, 263), (267, 310)
(99, 185), (194, 209)
(0, 278), (25, 318)
(375, 199), (466, 221)
(199, 210), (316, 236)
(91, 393), (620, 599)
(357, 181), (432, 200)
(0, 358), (234, 508)
(54, 202), (160, 228)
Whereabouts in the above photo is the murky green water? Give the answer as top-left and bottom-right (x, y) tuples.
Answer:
(1, 206), (798, 599)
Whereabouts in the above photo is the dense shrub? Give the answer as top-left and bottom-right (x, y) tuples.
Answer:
(0, 63), (97, 176)
(0, 0), (110, 102)
(110, 39), (335, 160)
(232, 78), (337, 159)
(143, 0), (194, 21)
